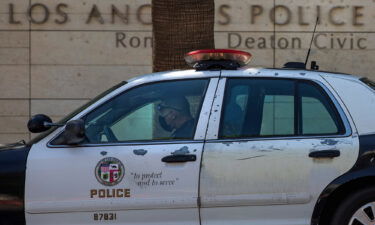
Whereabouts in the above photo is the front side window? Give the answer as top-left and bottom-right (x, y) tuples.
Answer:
(219, 78), (344, 139)
(53, 79), (209, 144)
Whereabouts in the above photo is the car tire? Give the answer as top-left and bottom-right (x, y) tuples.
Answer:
(330, 186), (375, 225)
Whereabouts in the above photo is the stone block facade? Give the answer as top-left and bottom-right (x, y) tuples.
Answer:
(0, 0), (374, 144)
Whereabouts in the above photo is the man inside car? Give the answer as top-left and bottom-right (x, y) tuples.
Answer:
(158, 96), (195, 139)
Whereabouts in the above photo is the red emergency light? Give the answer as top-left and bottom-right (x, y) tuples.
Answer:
(185, 49), (252, 70)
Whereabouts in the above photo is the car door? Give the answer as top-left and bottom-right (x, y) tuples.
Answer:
(199, 76), (359, 225)
(25, 77), (219, 225)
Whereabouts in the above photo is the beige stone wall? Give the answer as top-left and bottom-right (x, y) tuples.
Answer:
(0, 0), (374, 144)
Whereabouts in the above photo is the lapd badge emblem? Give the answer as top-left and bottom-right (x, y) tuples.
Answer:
(95, 157), (125, 186)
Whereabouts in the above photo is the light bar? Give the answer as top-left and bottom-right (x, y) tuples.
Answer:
(184, 49), (252, 68)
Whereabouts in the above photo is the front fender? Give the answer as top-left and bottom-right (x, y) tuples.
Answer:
(0, 145), (31, 225)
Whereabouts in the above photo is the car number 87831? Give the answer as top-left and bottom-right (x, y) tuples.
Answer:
(93, 212), (117, 221)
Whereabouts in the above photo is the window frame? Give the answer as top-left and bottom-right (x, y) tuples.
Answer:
(218, 77), (349, 140)
(48, 78), (211, 147)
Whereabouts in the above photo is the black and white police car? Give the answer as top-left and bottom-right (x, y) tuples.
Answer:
(1, 49), (375, 225)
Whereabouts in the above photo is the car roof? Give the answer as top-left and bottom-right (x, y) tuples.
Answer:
(127, 67), (362, 85)
(223, 67), (362, 81)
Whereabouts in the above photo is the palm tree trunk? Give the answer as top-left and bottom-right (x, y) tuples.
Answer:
(152, 0), (215, 72)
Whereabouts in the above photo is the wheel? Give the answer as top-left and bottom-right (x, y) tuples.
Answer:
(331, 186), (375, 225)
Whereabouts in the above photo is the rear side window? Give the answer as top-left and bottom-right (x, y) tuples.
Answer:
(299, 82), (340, 135)
(219, 78), (345, 139)
(360, 78), (375, 91)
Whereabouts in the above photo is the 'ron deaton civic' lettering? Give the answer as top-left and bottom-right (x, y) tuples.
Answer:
(228, 33), (367, 50)
(116, 32), (153, 48)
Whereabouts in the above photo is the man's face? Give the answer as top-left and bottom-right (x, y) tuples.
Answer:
(159, 107), (178, 129)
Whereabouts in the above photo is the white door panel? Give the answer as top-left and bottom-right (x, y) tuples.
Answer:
(200, 137), (358, 225)
(26, 143), (202, 213)
(26, 141), (203, 224)
(201, 138), (357, 205)
(201, 137), (358, 203)
(200, 76), (359, 225)
(25, 77), (219, 225)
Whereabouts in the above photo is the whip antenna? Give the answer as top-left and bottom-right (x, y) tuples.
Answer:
(305, 16), (319, 70)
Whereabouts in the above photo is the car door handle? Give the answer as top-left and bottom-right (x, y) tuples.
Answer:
(309, 150), (340, 158)
(162, 154), (197, 163)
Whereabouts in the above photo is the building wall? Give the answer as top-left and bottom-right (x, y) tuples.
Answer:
(0, 0), (374, 144)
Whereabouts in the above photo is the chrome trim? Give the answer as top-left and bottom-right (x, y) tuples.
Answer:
(206, 134), (352, 144)
(47, 139), (204, 149)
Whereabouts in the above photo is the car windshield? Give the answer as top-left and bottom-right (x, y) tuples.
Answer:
(27, 81), (127, 145)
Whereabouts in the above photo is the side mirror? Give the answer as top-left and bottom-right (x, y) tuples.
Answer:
(64, 119), (86, 145)
(27, 114), (53, 133)
(51, 119), (86, 145)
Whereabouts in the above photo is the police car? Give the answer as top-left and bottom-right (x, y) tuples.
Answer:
(1, 49), (375, 225)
